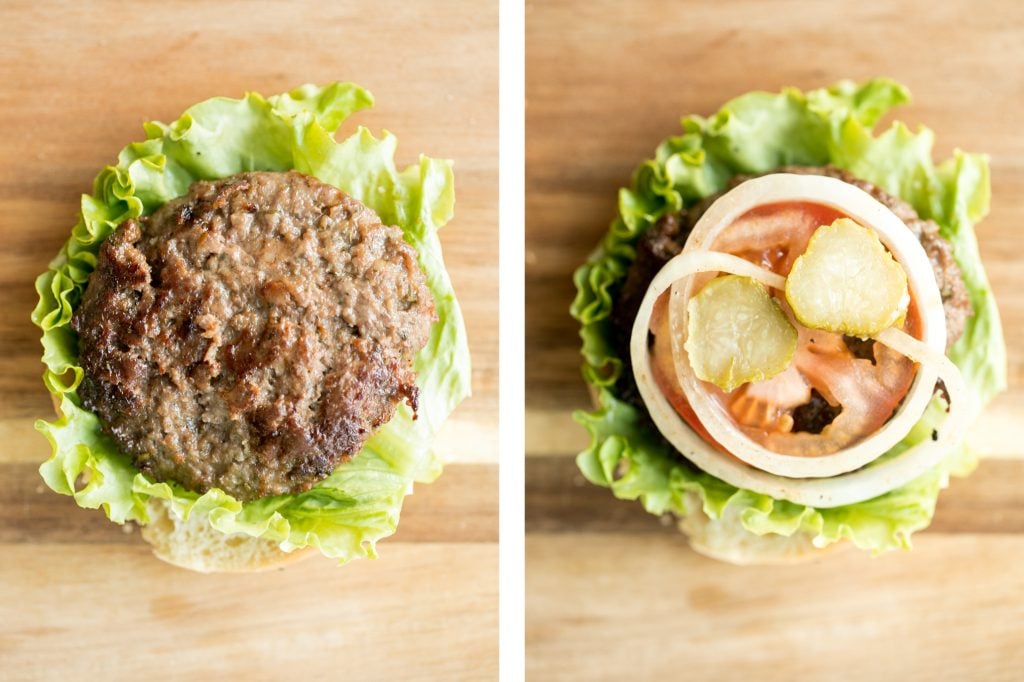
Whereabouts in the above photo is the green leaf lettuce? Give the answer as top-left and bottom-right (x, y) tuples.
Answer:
(571, 79), (1005, 554)
(32, 82), (471, 563)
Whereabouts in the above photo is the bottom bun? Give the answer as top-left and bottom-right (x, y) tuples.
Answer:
(677, 492), (848, 565)
(141, 498), (314, 573)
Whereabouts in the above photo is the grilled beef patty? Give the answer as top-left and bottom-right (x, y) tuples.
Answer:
(72, 171), (435, 501)
(611, 166), (972, 416)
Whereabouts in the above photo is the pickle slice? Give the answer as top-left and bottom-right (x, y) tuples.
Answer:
(785, 218), (909, 337)
(684, 275), (798, 392)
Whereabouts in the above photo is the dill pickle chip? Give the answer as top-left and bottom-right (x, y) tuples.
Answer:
(684, 275), (798, 392)
(785, 218), (909, 337)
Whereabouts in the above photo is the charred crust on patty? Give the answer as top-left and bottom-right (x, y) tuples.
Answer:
(791, 389), (843, 434)
(72, 170), (435, 501)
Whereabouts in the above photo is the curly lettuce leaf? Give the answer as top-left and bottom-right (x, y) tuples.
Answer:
(572, 79), (1005, 554)
(32, 83), (470, 563)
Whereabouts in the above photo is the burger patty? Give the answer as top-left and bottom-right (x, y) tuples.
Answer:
(611, 165), (972, 412)
(72, 171), (435, 501)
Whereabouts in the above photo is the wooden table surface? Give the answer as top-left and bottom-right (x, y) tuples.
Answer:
(0, 1), (497, 680)
(526, 1), (1024, 680)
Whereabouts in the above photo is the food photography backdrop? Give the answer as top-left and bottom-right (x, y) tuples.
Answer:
(525, 0), (1023, 679)
(0, 0), (497, 679)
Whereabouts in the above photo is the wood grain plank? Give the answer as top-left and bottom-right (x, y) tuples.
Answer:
(526, 533), (1024, 682)
(0, 542), (497, 681)
(526, 1), (1024, 679)
(526, 455), (1024, 536)
(524, 409), (590, 458)
(0, 1), (498, 679)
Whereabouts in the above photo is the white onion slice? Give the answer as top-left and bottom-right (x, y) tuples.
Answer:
(873, 326), (974, 430)
(630, 174), (967, 507)
(672, 175), (946, 479)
